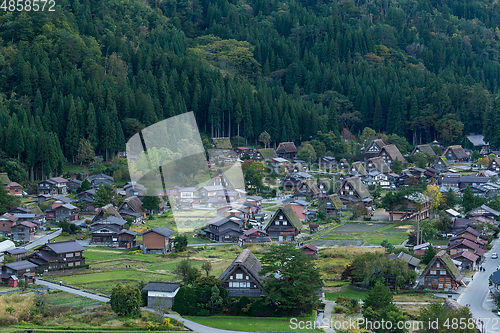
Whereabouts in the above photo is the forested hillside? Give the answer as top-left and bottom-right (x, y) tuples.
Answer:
(1, 0), (500, 181)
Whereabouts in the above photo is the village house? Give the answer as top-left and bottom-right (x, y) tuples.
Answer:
(263, 203), (302, 241)
(141, 282), (182, 308)
(92, 204), (122, 223)
(141, 227), (175, 254)
(1, 261), (38, 285)
(410, 144), (436, 157)
(10, 221), (37, 242)
(365, 157), (391, 175)
(336, 176), (373, 206)
(296, 179), (320, 199)
(421, 250), (463, 291)
(46, 203), (79, 222)
(276, 142), (298, 159)
(219, 249), (265, 298)
(441, 145), (469, 163)
(319, 156), (337, 170)
(0, 213), (18, 236)
(199, 185), (225, 202)
(28, 240), (86, 273)
(66, 179), (82, 192)
(389, 251), (421, 271)
(204, 216), (242, 242)
(432, 156), (450, 171)
(118, 196), (146, 223)
(466, 204), (500, 219)
(385, 193), (430, 221)
(77, 189), (97, 211)
(38, 177), (68, 195)
(238, 228), (271, 246)
(348, 162), (368, 177)
(287, 199), (308, 221)
(271, 157), (288, 169)
(466, 135), (489, 154)
(4, 248), (28, 262)
(325, 194), (343, 218)
(91, 216), (137, 248)
(257, 148), (277, 162)
(301, 244), (318, 256)
(245, 196), (263, 208)
(450, 251), (479, 270)
(211, 137), (232, 150)
(488, 157), (500, 172)
(447, 239), (485, 259)
(377, 144), (406, 167)
(87, 174), (115, 189)
(50, 195), (73, 209)
(123, 182), (147, 197)
(4, 182), (23, 196)
(282, 172), (314, 191)
(363, 139), (387, 160)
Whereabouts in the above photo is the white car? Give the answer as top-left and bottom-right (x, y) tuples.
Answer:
(492, 253), (498, 259)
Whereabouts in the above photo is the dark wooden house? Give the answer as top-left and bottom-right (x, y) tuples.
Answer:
(141, 227), (175, 254)
(219, 249), (265, 298)
(263, 203), (303, 241)
(276, 142), (298, 159)
(28, 240), (86, 273)
(422, 250), (463, 291)
(441, 145), (469, 163)
(204, 216), (242, 242)
(377, 145), (406, 167)
(363, 139), (387, 160)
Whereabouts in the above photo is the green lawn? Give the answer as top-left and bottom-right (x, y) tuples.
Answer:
(45, 291), (102, 307)
(187, 314), (322, 332)
(325, 288), (368, 302)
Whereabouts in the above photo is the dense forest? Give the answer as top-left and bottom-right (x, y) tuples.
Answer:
(1, 0), (500, 181)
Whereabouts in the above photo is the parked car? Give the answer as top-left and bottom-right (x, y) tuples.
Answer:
(492, 253), (498, 259)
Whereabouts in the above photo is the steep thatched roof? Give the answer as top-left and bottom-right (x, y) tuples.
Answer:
(299, 179), (320, 196)
(434, 156), (451, 167)
(442, 145), (468, 160)
(276, 142), (297, 153)
(258, 148), (277, 161)
(366, 157), (391, 174)
(120, 196), (146, 213)
(212, 138), (232, 149)
(380, 145), (406, 163)
(0, 173), (11, 185)
(350, 161), (368, 176)
(219, 249), (262, 282)
(411, 144), (436, 156)
(423, 250), (461, 280)
(266, 202), (303, 231)
(328, 194), (343, 209)
(345, 176), (372, 199)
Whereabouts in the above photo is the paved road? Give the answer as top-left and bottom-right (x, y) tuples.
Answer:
(458, 238), (500, 332)
(24, 228), (62, 250)
(36, 278), (110, 302)
(36, 278), (252, 333)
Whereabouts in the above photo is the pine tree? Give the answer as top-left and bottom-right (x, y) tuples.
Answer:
(234, 102), (243, 138)
(65, 97), (80, 162)
(86, 103), (98, 149)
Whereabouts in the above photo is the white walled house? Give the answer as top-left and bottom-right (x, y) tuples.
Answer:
(141, 282), (182, 308)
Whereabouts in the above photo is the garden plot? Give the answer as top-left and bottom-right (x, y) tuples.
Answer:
(311, 239), (363, 247)
(334, 223), (390, 232)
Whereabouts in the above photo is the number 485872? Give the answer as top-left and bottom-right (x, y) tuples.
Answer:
(0, 0), (56, 11)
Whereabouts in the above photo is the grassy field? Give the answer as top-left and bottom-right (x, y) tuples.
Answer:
(313, 222), (414, 246)
(186, 314), (321, 332)
(45, 246), (241, 294)
(45, 291), (102, 308)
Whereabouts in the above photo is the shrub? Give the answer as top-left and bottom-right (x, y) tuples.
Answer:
(172, 287), (198, 316)
(334, 305), (348, 313)
(248, 298), (277, 317)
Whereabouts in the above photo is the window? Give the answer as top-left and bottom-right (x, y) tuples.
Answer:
(283, 221), (287, 225)
(68, 262), (74, 267)
(275, 221), (279, 225)
(430, 270), (436, 275)
(279, 215), (283, 219)
(438, 283), (443, 289)
(236, 274), (243, 279)
(440, 270), (446, 275)
(436, 263), (440, 267)
(246, 276), (249, 280)
(26, 268), (30, 272)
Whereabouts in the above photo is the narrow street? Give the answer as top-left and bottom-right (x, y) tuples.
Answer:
(458, 238), (500, 332)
